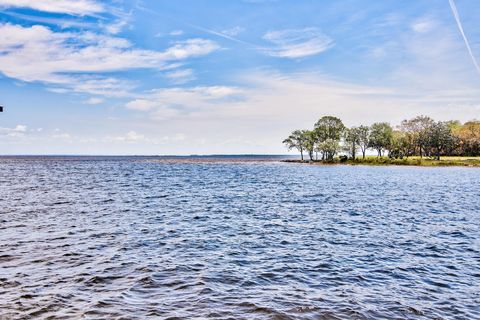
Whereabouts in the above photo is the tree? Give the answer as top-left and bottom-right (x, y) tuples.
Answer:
(389, 130), (409, 159)
(453, 120), (480, 156)
(319, 139), (340, 160)
(314, 116), (345, 160)
(314, 116), (345, 142)
(344, 127), (360, 159)
(400, 116), (435, 158)
(369, 122), (393, 157)
(283, 130), (308, 161)
(283, 115), (480, 161)
(426, 121), (454, 160)
(357, 125), (370, 159)
(303, 130), (317, 161)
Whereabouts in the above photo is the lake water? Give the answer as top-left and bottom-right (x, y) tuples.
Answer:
(1, 156), (479, 319)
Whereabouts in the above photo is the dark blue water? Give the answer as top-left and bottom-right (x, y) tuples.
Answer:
(1, 156), (479, 319)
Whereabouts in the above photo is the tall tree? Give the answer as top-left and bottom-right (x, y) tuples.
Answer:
(400, 116), (435, 158)
(426, 121), (454, 160)
(390, 130), (410, 158)
(344, 127), (360, 160)
(314, 116), (345, 141)
(304, 130), (317, 161)
(314, 116), (345, 160)
(282, 130), (308, 161)
(357, 125), (370, 159)
(369, 122), (393, 157)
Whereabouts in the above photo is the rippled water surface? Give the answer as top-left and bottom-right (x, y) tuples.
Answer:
(1, 156), (479, 319)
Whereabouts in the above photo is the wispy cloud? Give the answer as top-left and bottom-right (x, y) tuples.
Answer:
(0, 124), (28, 137)
(165, 69), (196, 84)
(2, 2), (132, 35)
(84, 97), (105, 105)
(263, 28), (333, 58)
(448, 0), (480, 76)
(125, 69), (480, 125)
(0, 0), (104, 15)
(105, 131), (186, 144)
(222, 26), (245, 37)
(170, 30), (184, 36)
(103, 12), (132, 34)
(125, 86), (242, 119)
(0, 23), (219, 96)
(1, 11), (95, 29)
(411, 17), (436, 33)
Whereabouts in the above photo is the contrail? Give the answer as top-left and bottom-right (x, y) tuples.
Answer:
(448, 0), (480, 76)
(135, 2), (262, 50)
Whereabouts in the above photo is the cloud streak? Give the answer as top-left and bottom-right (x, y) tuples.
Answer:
(448, 0), (480, 76)
(0, 0), (104, 15)
(137, 9), (329, 60)
(263, 28), (333, 58)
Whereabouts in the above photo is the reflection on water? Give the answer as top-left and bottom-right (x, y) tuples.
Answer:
(1, 156), (479, 319)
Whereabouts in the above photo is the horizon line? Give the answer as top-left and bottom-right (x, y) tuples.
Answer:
(0, 153), (299, 157)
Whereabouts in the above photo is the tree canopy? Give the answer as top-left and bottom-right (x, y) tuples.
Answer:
(283, 115), (480, 161)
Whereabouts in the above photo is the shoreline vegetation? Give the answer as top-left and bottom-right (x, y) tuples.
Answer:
(282, 156), (480, 167)
(283, 115), (480, 167)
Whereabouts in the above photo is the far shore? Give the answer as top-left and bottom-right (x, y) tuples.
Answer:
(282, 156), (480, 167)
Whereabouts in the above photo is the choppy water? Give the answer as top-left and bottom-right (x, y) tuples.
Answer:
(1, 156), (479, 319)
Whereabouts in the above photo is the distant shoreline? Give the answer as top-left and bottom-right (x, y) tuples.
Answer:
(0, 155), (296, 163)
(1, 155), (479, 167)
(282, 156), (480, 167)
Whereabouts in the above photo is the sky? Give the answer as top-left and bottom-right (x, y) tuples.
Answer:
(0, 0), (479, 155)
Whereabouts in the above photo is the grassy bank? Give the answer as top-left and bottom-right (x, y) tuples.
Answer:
(283, 156), (480, 167)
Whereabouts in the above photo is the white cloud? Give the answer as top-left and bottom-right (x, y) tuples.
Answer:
(161, 39), (219, 60)
(0, 124), (28, 137)
(104, 16), (131, 35)
(0, 0), (104, 15)
(68, 78), (134, 97)
(125, 99), (158, 111)
(222, 26), (245, 37)
(14, 124), (27, 132)
(104, 131), (186, 145)
(165, 69), (196, 84)
(123, 131), (146, 142)
(170, 30), (184, 36)
(0, 23), (219, 96)
(411, 18), (436, 33)
(263, 28), (333, 58)
(2, 11), (96, 29)
(84, 97), (105, 105)
(52, 132), (72, 140)
(125, 86), (242, 119)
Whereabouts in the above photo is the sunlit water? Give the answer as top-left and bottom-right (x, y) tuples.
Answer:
(1, 156), (479, 319)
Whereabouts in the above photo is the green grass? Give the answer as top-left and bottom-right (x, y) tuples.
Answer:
(286, 156), (480, 167)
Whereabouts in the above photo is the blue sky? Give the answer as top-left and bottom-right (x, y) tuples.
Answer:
(0, 0), (479, 155)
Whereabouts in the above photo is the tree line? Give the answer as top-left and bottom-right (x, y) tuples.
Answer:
(283, 115), (480, 161)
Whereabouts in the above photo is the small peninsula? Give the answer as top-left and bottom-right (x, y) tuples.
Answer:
(283, 115), (480, 167)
